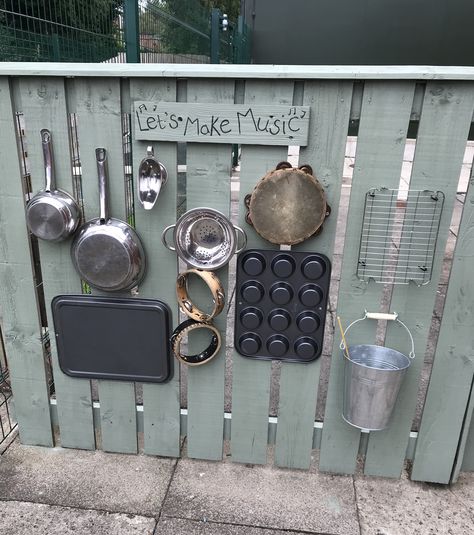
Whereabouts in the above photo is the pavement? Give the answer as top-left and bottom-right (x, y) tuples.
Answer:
(1, 436), (474, 534)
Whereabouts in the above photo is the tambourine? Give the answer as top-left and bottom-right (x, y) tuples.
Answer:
(176, 269), (225, 323)
(171, 319), (221, 366)
(245, 162), (330, 246)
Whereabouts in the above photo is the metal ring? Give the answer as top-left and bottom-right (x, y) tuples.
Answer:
(171, 319), (221, 366)
(176, 269), (225, 323)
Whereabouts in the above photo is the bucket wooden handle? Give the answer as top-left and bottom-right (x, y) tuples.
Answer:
(365, 311), (398, 321)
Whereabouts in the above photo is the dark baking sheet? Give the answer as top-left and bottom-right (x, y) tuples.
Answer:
(52, 295), (172, 383)
(234, 249), (331, 363)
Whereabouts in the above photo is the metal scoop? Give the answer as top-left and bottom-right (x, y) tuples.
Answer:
(137, 146), (168, 210)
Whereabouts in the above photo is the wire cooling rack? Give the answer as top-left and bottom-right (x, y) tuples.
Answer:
(357, 188), (445, 286)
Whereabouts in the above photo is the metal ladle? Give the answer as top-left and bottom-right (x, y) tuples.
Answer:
(137, 146), (168, 210)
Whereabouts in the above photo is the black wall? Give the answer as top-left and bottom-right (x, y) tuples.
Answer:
(243, 0), (474, 65)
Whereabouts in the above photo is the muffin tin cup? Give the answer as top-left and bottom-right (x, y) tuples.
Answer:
(235, 249), (331, 363)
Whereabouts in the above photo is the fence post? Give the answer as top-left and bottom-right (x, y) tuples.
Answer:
(124, 0), (140, 63)
(52, 33), (60, 61)
(210, 8), (220, 64)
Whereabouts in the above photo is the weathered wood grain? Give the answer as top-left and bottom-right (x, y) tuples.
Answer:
(319, 82), (416, 475)
(1, 64), (474, 81)
(453, 377), (474, 480)
(185, 80), (234, 460)
(367, 82), (474, 480)
(17, 76), (95, 450)
(73, 77), (137, 454)
(461, 401), (474, 472)
(0, 77), (53, 446)
(274, 80), (353, 469)
(129, 78), (180, 457)
(230, 80), (294, 465)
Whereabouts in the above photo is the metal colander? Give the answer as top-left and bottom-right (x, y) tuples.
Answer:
(162, 207), (247, 270)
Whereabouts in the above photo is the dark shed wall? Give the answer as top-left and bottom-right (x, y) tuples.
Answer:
(243, 0), (474, 65)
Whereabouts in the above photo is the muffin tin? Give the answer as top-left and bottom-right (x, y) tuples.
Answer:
(234, 249), (331, 363)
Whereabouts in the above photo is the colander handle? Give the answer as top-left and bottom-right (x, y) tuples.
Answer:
(234, 225), (247, 254)
(339, 311), (415, 359)
(161, 224), (176, 251)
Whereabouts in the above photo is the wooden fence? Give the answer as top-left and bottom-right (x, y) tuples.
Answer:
(0, 64), (473, 484)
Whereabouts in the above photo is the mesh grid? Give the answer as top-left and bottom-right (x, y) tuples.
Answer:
(357, 188), (445, 286)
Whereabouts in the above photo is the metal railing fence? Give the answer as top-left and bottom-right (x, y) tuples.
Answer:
(138, 1), (211, 63)
(0, 0), (125, 62)
(0, 1), (252, 64)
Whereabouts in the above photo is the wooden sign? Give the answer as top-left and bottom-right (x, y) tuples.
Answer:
(134, 102), (310, 146)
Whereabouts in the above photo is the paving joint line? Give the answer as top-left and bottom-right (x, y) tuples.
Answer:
(159, 513), (339, 535)
(156, 455), (180, 522)
(0, 497), (156, 519)
(351, 475), (363, 535)
(446, 487), (474, 523)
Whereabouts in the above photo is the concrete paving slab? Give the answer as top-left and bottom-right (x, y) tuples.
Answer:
(0, 440), (175, 516)
(462, 141), (474, 165)
(450, 472), (474, 517)
(0, 500), (155, 535)
(403, 140), (416, 163)
(163, 458), (359, 535)
(355, 472), (474, 535)
(346, 137), (357, 159)
(156, 517), (313, 535)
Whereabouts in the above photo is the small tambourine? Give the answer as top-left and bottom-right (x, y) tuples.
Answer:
(176, 269), (225, 323)
(245, 162), (330, 245)
(171, 319), (221, 366)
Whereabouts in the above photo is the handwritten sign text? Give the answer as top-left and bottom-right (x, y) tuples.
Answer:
(134, 102), (310, 146)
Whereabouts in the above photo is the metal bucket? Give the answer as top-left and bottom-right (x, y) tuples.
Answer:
(340, 312), (415, 431)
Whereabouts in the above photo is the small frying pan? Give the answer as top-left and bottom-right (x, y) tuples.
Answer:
(71, 148), (146, 292)
(26, 129), (81, 242)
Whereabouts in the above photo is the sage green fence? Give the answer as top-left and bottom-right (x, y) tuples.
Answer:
(0, 63), (473, 484)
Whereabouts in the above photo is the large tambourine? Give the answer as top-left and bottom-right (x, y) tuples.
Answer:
(244, 162), (330, 246)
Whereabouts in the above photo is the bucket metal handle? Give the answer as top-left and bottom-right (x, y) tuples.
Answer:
(339, 310), (415, 359)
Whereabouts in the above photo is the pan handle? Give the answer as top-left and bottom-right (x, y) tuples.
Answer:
(96, 148), (109, 222)
(161, 224), (176, 251)
(234, 225), (247, 254)
(41, 129), (56, 192)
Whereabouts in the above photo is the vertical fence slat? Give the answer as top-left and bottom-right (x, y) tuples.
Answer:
(129, 78), (180, 457)
(0, 77), (53, 446)
(230, 80), (294, 465)
(17, 76), (95, 450)
(185, 80), (234, 460)
(461, 409), (474, 472)
(73, 78), (137, 454)
(453, 378), (474, 481)
(365, 82), (474, 480)
(319, 82), (416, 474)
(274, 81), (353, 469)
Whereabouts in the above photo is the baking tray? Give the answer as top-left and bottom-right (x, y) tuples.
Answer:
(52, 295), (172, 383)
(234, 249), (331, 363)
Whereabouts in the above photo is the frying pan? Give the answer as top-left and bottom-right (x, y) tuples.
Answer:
(71, 148), (146, 292)
(26, 129), (80, 242)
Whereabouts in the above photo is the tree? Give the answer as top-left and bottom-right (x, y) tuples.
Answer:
(140, 0), (241, 58)
(201, 0), (240, 21)
(0, 0), (123, 62)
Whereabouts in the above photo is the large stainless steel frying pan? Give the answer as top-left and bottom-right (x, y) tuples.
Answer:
(71, 148), (146, 292)
(26, 129), (80, 242)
